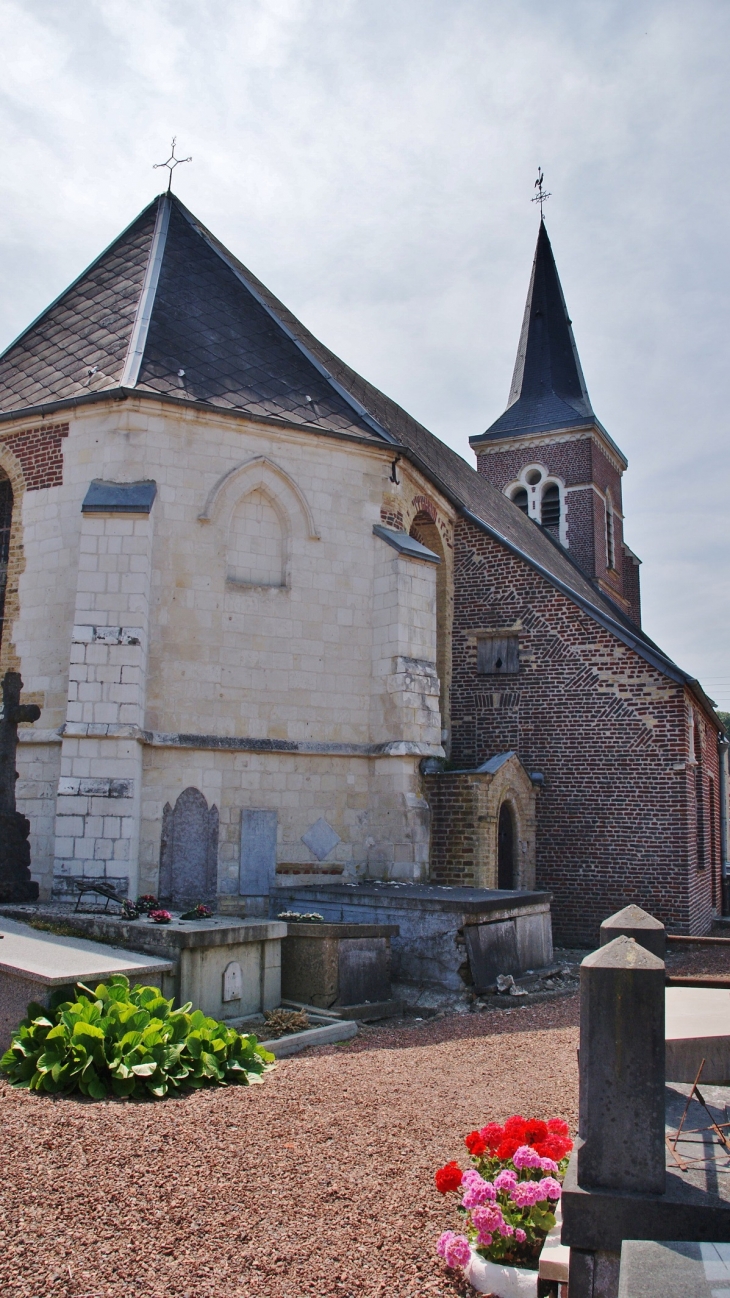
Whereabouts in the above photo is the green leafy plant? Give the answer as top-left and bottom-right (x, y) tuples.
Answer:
(0, 975), (274, 1100)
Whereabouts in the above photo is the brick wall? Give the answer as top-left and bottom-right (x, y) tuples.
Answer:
(425, 772), (480, 885)
(447, 515), (719, 943)
(0, 423), (68, 490)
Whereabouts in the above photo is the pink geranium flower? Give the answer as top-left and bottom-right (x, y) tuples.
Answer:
(537, 1176), (562, 1200)
(472, 1204), (505, 1236)
(511, 1180), (544, 1208)
(513, 1144), (542, 1169)
(461, 1173), (496, 1208)
(437, 1233), (471, 1269)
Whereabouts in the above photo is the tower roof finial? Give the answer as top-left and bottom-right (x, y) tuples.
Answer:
(532, 167), (551, 221)
(153, 137), (192, 193)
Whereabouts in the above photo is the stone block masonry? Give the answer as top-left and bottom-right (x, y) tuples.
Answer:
(53, 506), (154, 898)
(449, 515), (720, 944)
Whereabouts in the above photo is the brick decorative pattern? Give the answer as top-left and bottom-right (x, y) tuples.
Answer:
(448, 515), (719, 943)
(0, 423), (68, 491)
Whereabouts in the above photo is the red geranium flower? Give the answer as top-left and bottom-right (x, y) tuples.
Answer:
(465, 1131), (487, 1156)
(480, 1123), (504, 1151)
(525, 1119), (548, 1146)
(503, 1115), (527, 1141)
(547, 1118), (571, 1139)
(435, 1161), (464, 1194)
(496, 1137), (521, 1161)
(535, 1135), (573, 1161)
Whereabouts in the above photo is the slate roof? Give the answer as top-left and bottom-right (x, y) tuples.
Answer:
(0, 194), (717, 716)
(472, 221), (619, 456)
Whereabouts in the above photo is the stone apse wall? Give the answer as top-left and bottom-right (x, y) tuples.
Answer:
(449, 516), (721, 943)
(5, 400), (449, 901)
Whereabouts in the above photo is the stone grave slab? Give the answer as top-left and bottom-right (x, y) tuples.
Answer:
(272, 882), (552, 991)
(618, 1240), (730, 1298)
(0, 917), (174, 1050)
(1, 906), (286, 1025)
(666, 986), (730, 1083)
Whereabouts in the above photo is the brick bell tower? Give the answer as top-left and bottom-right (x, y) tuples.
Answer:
(470, 218), (641, 625)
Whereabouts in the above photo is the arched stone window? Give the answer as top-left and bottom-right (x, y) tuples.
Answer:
(511, 487), (529, 514)
(0, 472), (12, 649)
(409, 509), (449, 734)
(497, 800), (516, 889)
(226, 488), (286, 588)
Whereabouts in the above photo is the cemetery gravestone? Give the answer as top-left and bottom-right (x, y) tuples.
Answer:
(0, 671), (40, 902)
(158, 787), (218, 909)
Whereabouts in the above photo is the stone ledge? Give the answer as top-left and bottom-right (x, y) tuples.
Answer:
(259, 1018), (358, 1056)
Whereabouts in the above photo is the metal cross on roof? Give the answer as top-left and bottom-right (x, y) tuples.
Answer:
(531, 167), (551, 220)
(153, 137), (192, 192)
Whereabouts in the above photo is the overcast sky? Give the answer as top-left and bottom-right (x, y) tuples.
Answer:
(1, 0), (728, 704)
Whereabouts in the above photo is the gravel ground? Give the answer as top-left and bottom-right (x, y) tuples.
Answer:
(667, 940), (730, 978)
(0, 997), (579, 1298)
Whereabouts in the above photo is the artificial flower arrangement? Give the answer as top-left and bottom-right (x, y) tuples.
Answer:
(148, 909), (173, 925)
(180, 903), (214, 920)
(435, 1115), (573, 1276)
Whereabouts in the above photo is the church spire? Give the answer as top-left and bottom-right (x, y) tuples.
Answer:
(479, 221), (595, 440)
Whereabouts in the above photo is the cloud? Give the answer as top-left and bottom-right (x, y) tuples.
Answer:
(0, 0), (728, 699)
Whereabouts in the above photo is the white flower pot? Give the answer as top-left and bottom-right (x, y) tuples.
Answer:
(464, 1247), (538, 1298)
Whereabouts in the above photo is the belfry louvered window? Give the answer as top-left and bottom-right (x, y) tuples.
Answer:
(0, 476), (12, 648)
(512, 487), (529, 515)
(605, 494), (616, 569)
(541, 483), (561, 527)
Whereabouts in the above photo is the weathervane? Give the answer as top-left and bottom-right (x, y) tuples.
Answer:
(532, 167), (551, 220)
(153, 137), (191, 192)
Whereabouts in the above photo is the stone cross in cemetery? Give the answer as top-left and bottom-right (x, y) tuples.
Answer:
(0, 670), (41, 902)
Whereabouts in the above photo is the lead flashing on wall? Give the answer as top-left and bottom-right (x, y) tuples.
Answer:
(81, 480), (157, 513)
(373, 524), (440, 563)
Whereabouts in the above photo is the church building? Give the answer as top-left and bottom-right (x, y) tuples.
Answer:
(0, 192), (723, 942)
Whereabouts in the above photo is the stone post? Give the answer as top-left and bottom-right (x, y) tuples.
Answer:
(577, 934), (666, 1194)
(599, 904), (666, 959)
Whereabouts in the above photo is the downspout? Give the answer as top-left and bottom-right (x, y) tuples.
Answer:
(719, 732), (729, 916)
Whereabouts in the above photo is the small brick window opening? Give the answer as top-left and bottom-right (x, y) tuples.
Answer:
(0, 475), (12, 648)
(477, 635), (519, 675)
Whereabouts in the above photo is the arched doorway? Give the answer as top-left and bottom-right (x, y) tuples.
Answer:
(409, 510), (449, 743)
(497, 801), (516, 889)
(0, 473), (13, 650)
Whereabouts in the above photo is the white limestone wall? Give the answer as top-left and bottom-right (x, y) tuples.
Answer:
(139, 748), (430, 892)
(371, 546), (441, 749)
(6, 398), (449, 896)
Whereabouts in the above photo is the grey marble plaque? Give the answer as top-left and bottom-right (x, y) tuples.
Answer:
(301, 817), (340, 862)
(239, 809), (278, 895)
